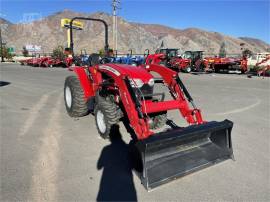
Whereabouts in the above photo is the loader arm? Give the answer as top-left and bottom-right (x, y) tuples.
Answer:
(147, 64), (204, 124)
(95, 63), (206, 140)
(96, 64), (153, 139)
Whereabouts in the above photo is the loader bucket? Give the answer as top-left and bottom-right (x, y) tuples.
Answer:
(133, 119), (234, 190)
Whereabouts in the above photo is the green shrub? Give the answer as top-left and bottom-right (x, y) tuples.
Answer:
(219, 42), (226, 58)
(0, 46), (13, 60)
(52, 46), (65, 60)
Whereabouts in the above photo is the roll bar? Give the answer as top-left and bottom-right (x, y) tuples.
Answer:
(69, 17), (109, 56)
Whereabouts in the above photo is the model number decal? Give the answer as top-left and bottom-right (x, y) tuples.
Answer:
(99, 65), (120, 76)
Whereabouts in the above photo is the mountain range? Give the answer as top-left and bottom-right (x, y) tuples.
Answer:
(0, 10), (269, 55)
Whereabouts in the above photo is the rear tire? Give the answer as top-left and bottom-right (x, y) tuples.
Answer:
(64, 76), (88, 117)
(94, 94), (122, 139)
(184, 66), (192, 73)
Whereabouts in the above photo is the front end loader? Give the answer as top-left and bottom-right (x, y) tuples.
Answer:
(64, 17), (234, 190)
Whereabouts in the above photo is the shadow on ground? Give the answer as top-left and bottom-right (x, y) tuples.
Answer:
(96, 125), (137, 202)
(0, 81), (11, 87)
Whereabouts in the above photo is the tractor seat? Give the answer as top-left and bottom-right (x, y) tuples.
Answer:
(88, 53), (100, 66)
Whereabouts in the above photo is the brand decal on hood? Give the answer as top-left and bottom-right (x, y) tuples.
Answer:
(99, 65), (120, 76)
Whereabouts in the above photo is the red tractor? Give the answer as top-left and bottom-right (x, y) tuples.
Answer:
(30, 55), (44, 67)
(145, 48), (191, 72)
(181, 51), (208, 72)
(64, 17), (234, 190)
(38, 56), (51, 67)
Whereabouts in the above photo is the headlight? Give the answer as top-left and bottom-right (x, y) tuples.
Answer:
(148, 78), (154, 86)
(129, 78), (144, 88)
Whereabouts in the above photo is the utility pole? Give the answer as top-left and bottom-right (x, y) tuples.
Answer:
(112, 0), (120, 51)
(0, 27), (4, 62)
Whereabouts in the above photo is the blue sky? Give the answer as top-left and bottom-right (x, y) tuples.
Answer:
(1, 0), (269, 43)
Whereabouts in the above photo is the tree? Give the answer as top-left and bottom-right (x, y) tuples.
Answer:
(99, 48), (105, 57)
(98, 48), (113, 57)
(219, 42), (226, 58)
(160, 40), (164, 48)
(242, 49), (253, 57)
(22, 46), (29, 57)
(0, 46), (13, 60)
(52, 46), (65, 60)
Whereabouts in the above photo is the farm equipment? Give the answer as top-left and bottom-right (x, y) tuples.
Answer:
(69, 49), (92, 66)
(19, 55), (67, 67)
(19, 58), (33, 65)
(247, 52), (270, 67)
(247, 53), (270, 77)
(38, 56), (52, 67)
(114, 49), (145, 66)
(114, 49), (137, 66)
(205, 56), (247, 73)
(146, 48), (191, 72)
(64, 17), (234, 190)
(182, 51), (207, 72)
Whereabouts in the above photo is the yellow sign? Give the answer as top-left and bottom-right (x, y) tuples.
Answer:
(61, 18), (83, 30)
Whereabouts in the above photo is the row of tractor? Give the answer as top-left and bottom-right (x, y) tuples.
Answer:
(20, 48), (270, 76)
(18, 49), (244, 72)
(19, 56), (73, 67)
(145, 48), (249, 73)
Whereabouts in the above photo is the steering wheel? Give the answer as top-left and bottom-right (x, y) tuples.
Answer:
(99, 57), (114, 64)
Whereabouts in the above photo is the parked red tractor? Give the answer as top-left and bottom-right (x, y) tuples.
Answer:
(64, 17), (234, 190)
(181, 51), (208, 72)
(20, 55), (70, 68)
(146, 48), (191, 72)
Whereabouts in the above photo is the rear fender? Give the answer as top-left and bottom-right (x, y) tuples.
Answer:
(73, 67), (94, 100)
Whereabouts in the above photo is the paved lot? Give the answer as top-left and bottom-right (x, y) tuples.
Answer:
(1, 63), (269, 201)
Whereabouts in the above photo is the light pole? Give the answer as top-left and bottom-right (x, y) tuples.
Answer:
(112, 0), (120, 51)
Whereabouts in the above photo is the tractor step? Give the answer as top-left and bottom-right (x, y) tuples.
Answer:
(132, 119), (233, 190)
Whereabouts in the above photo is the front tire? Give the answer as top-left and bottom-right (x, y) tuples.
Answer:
(94, 95), (122, 139)
(184, 66), (192, 73)
(64, 76), (88, 117)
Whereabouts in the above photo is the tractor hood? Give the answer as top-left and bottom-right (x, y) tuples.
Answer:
(99, 63), (153, 83)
